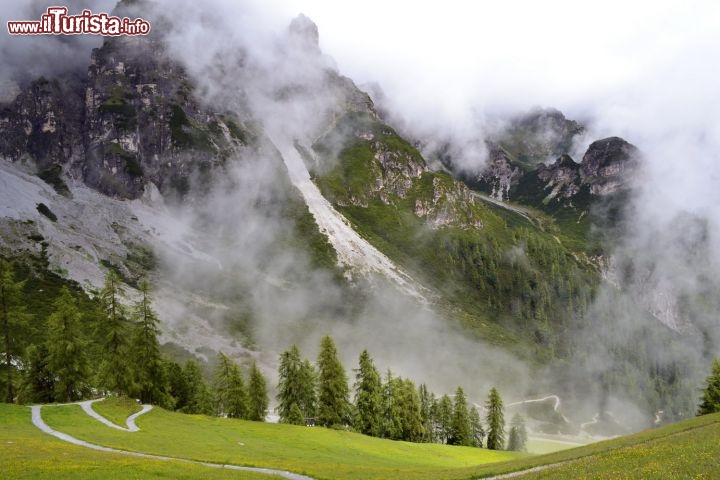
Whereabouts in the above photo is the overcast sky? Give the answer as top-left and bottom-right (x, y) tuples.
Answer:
(246, 1), (716, 122)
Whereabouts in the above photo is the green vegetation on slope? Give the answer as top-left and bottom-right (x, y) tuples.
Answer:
(461, 411), (720, 479)
(0, 403), (276, 480)
(313, 113), (598, 359)
(42, 400), (520, 480)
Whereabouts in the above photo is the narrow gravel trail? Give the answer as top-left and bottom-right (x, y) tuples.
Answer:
(480, 461), (573, 479)
(30, 402), (315, 480)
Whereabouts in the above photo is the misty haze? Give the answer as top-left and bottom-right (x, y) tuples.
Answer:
(1, 0), (719, 479)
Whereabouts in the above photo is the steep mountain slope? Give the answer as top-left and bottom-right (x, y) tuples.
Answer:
(310, 112), (599, 355)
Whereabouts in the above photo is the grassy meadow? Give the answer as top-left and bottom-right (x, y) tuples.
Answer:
(3, 398), (718, 480)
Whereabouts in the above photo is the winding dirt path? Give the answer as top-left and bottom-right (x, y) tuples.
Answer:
(481, 461), (573, 479)
(77, 398), (152, 432)
(30, 401), (315, 480)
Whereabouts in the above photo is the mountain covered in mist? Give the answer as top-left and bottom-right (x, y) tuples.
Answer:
(1, 0), (718, 435)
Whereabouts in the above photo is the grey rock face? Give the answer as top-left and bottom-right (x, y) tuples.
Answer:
(579, 137), (639, 195)
(476, 143), (523, 201)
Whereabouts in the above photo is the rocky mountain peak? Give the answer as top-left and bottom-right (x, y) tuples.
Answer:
(580, 137), (638, 177)
(494, 107), (585, 169)
(577, 136), (639, 196)
(288, 14), (321, 54)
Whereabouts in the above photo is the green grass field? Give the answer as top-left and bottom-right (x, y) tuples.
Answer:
(90, 396), (142, 427)
(4, 399), (719, 480)
(454, 412), (720, 479)
(0, 403), (279, 480)
(41, 399), (519, 480)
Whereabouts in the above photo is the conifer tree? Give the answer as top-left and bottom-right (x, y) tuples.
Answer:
(19, 344), (55, 403)
(298, 359), (317, 420)
(277, 345), (316, 424)
(248, 361), (269, 421)
(436, 394), (453, 444)
(167, 361), (190, 411)
(47, 287), (90, 401)
(131, 280), (168, 405)
(698, 358), (720, 415)
(397, 378), (424, 442)
(507, 414), (528, 451)
(181, 359), (213, 415)
(214, 352), (248, 418)
(469, 405), (485, 447)
(0, 260), (29, 403)
(485, 387), (505, 450)
(381, 370), (403, 439)
(316, 335), (350, 427)
(287, 402), (305, 425)
(354, 349), (383, 436)
(418, 384), (436, 442)
(450, 386), (471, 446)
(96, 270), (132, 395)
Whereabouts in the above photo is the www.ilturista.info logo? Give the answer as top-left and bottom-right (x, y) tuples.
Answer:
(7, 6), (151, 36)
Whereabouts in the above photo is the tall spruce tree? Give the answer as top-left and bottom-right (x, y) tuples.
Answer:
(0, 260), (29, 403)
(130, 281), (168, 405)
(698, 358), (720, 415)
(47, 287), (89, 401)
(381, 370), (403, 439)
(248, 361), (269, 421)
(418, 384), (436, 442)
(469, 405), (485, 448)
(449, 386), (471, 446)
(354, 349), (383, 436)
(214, 352), (248, 418)
(397, 378), (424, 442)
(167, 361), (190, 411)
(316, 335), (350, 427)
(485, 387), (505, 450)
(181, 359), (213, 415)
(277, 345), (316, 424)
(507, 414), (528, 451)
(96, 270), (131, 395)
(436, 394), (453, 444)
(19, 344), (55, 403)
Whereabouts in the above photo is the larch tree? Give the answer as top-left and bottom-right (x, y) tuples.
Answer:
(277, 345), (315, 424)
(698, 358), (720, 416)
(248, 361), (269, 421)
(353, 349), (383, 436)
(436, 394), (453, 444)
(181, 359), (214, 415)
(19, 343), (55, 404)
(0, 260), (29, 403)
(418, 384), (436, 443)
(485, 387), (505, 450)
(469, 405), (485, 448)
(214, 352), (248, 419)
(507, 413), (528, 451)
(131, 280), (168, 405)
(397, 378), (424, 442)
(47, 287), (90, 402)
(96, 270), (132, 395)
(381, 370), (403, 439)
(167, 361), (190, 411)
(449, 386), (471, 446)
(316, 335), (350, 427)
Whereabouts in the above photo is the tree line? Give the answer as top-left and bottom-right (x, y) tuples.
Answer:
(0, 260), (269, 420)
(276, 335), (527, 451)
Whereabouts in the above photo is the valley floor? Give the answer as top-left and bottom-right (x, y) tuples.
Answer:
(2, 398), (719, 480)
